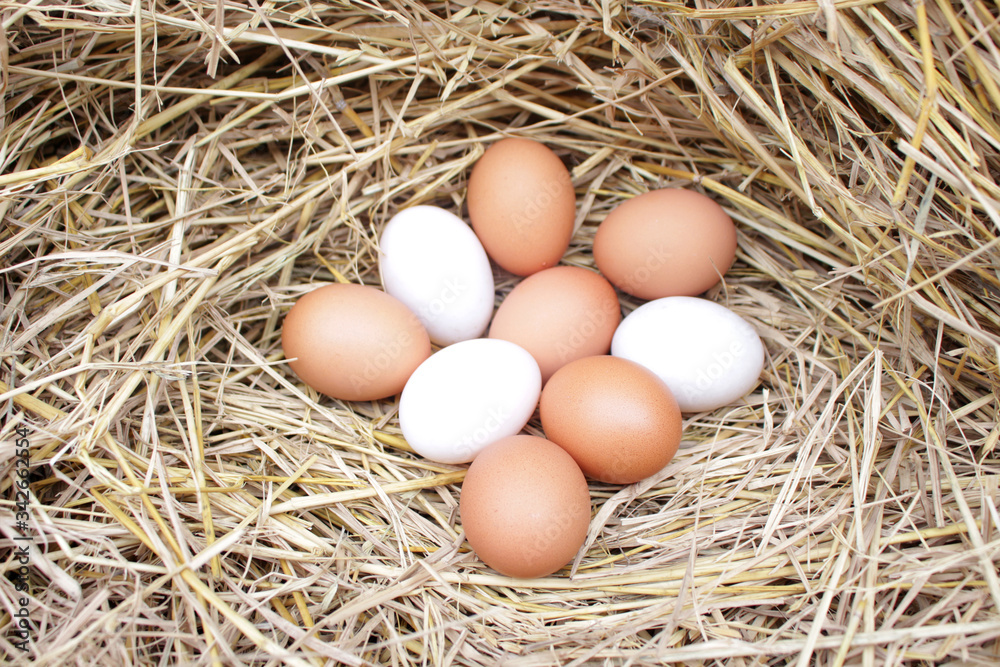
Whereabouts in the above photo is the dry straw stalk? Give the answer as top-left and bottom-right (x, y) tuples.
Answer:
(2, 1), (999, 665)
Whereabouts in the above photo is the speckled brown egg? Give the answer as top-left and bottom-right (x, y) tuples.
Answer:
(460, 435), (591, 578)
(488, 266), (621, 383)
(540, 356), (682, 484)
(281, 283), (431, 401)
(593, 188), (737, 299)
(467, 138), (576, 276)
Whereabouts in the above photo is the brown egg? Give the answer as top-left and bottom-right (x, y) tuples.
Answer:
(467, 138), (575, 276)
(540, 356), (682, 484)
(281, 283), (431, 401)
(460, 435), (591, 578)
(488, 266), (621, 383)
(593, 188), (736, 299)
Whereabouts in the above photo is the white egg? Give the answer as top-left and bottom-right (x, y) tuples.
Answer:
(379, 205), (495, 346)
(611, 296), (764, 412)
(400, 339), (542, 464)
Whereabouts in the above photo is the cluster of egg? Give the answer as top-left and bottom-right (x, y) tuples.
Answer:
(281, 138), (765, 578)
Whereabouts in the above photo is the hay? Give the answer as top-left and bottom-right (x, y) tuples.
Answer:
(2, 0), (999, 664)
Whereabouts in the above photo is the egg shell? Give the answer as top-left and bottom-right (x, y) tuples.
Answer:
(379, 205), (495, 346)
(593, 188), (737, 299)
(467, 138), (575, 276)
(488, 266), (621, 383)
(281, 283), (431, 401)
(460, 435), (591, 578)
(399, 339), (542, 464)
(540, 356), (682, 485)
(611, 296), (764, 412)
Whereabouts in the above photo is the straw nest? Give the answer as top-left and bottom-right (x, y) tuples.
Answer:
(2, 1), (999, 665)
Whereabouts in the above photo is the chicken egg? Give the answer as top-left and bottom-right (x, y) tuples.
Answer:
(281, 283), (431, 401)
(540, 356), (682, 484)
(460, 435), (591, 578)
(399, 339), (541, 464)
(612, 296), (765, 412)
(593, 188), (737, 299)
(467, 138), (575, 276)
(379, 205), (495, 346)
(488, 265), (620, 383)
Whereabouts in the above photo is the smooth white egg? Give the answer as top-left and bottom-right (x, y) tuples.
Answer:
(399, 339), (542, 464)
(379, 205), (495, 346)
(612, 296), (764, 412)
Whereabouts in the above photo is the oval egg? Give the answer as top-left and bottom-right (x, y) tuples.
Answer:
(489, 266), (620, 383)
(612, 296), (765, 412)
(281, 283), (431, 401)
(460, 435), (591, 578)
(593, 188), (737, 299)
(467, 138), (575, 276)
(379, 205), (495, 346)
(540, 356), (682, 485)
(399, 339), (542, 464)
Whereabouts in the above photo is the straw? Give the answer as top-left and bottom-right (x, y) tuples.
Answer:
(2, 1), (999, 664)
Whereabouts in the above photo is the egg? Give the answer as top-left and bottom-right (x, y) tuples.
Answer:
(488, 266), (621, 383)
(460, 435), (591, 578)
(467, 138), (575, 276)
(399, 339), (542, 464)
(281, 283), (431, 401)
(540, 356), (682, 484)
(593, 188), (737, 299)
(379, 205), (495, 346)
(611, 296), (765, 412)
